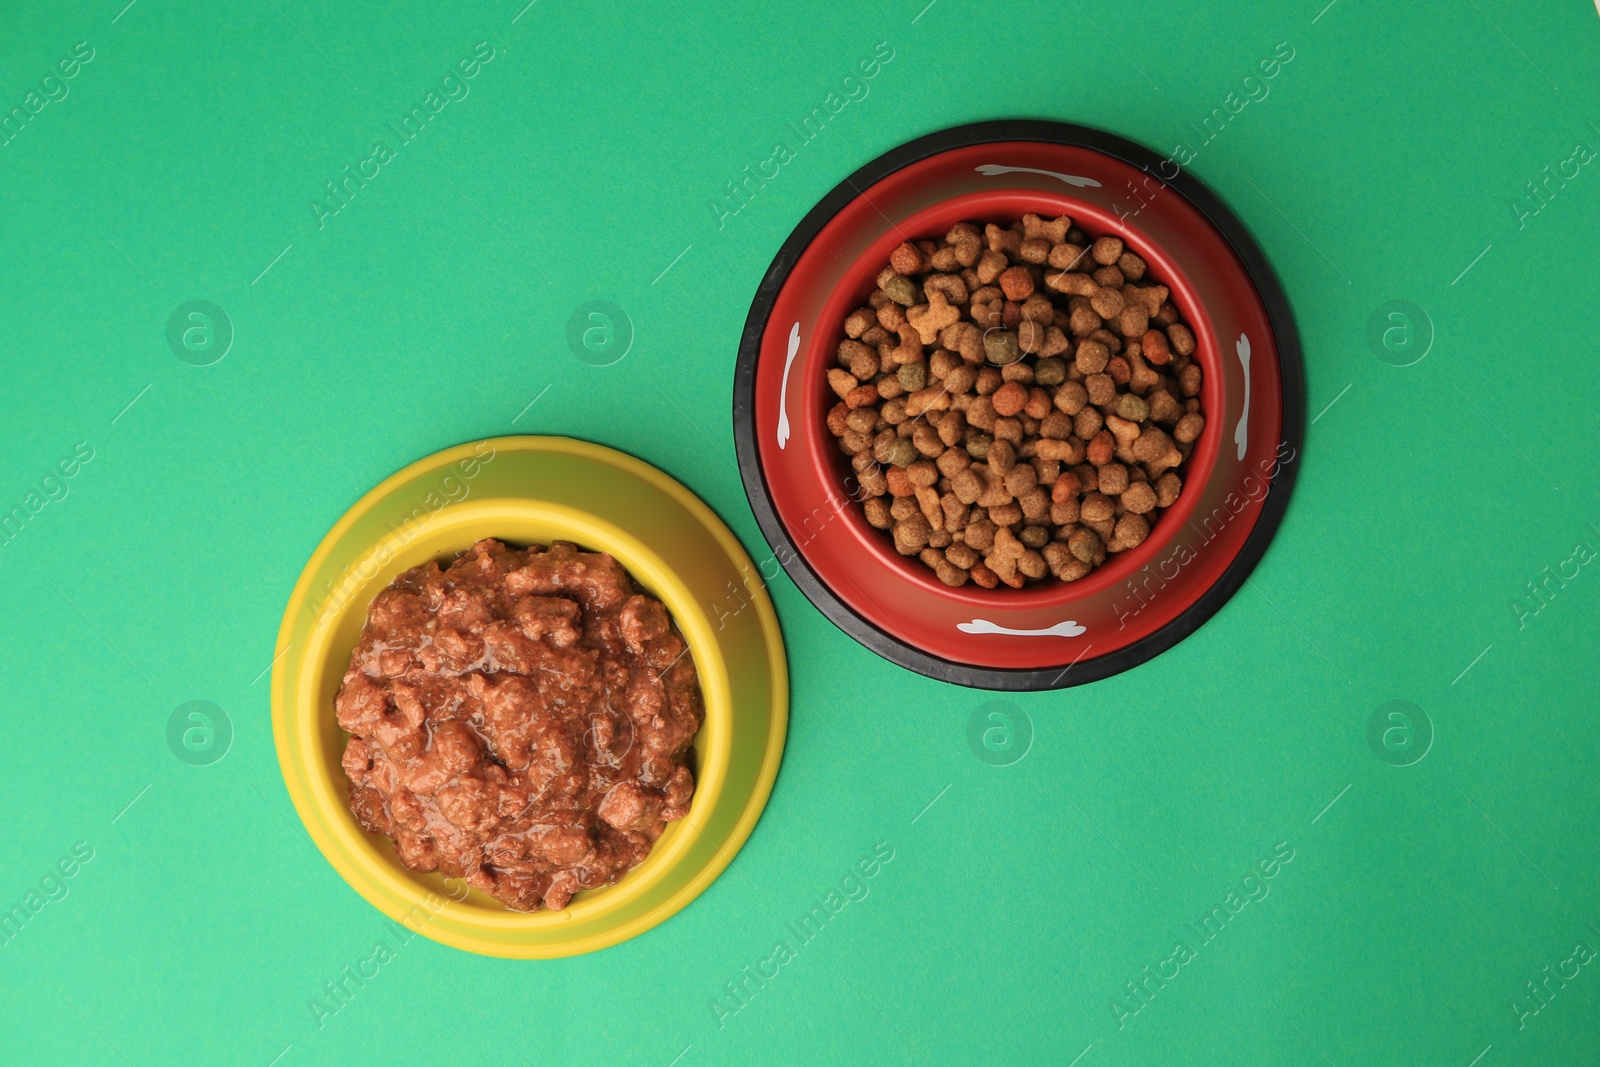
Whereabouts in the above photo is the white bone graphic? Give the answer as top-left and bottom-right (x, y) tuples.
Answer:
(776, 322), (800, 449)
(1234, 333), (1251, 461)
(958, 618), (1087, 638)
(974, 164), (1102, 188)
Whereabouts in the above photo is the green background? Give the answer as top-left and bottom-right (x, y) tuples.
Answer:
(2, 0), (1597, 1063)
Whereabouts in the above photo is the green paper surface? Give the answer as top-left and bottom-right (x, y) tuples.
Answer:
(2, 1), (1597, 1064)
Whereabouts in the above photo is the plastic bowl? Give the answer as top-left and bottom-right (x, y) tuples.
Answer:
(271, 436), (787, 958)
(735, 121), (1304, 690)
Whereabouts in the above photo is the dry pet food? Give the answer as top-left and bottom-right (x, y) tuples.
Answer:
(336, 539), (704, 911)
(826, 216), (1207, 588)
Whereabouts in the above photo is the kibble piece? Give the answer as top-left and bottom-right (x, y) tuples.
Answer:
(991, 381), (1028, 417)
(1051, 471), (1082, 505)
(1034, 357), (1067, 386)
(1167, 323), (1195, 356)
(880, 437), (918, 468)
(883, 275), (918, 306)
(1097, 463), (1129, 496)
(991, 416), (1021, 447)
(1053, 380), (1088, 415)
(944, 363), (978, 393)
(976, 249), (1008, 284)
(1080, 492), (1114, 523)
(966, 562), (998, 588)
(1127, 352), (1160, 395)
(1039, 411), (1073, 440)
(940, 492), (968, 529)
(1086, 429), (1115, 466)
(897, 362), (927, 393)
(1109, 512), (1150, 552)
(985, 223), (1021, 257)
(984, 330), (1022, 366)
(1023, 387), (1052, 420)
(1074, 405), (1103, 441)
(827, 402), (851, 437)
(1084, 516), (1115, 544)
(1075, 339), (1110, 375)
(1016, 319), (1047, 355)
(912, 424), (944, 458)
(943, 541), (977, 568)
(893, 516), (933, 554)
(1091, 236), (1124, 265)
(1131, 427), (1182, 475)
(931, 417), (962, 453)
(1045, 544), (1092, 582)
(1092, 265), (1125, 289)
(1105, 357), (1131, 387)
(1084, 373), (1116, 407)
(1147, 389), (1182, 423)
(1117, 305), (1149, 340)
(1142, 329), (1171, 365)
(1019, 488), (1051, 524)
(951, 469), (985, 505)
(988, 502), (1023, 527)
(890, 241), (926, 276)
(965, 518), (997, 551)
(1121, 482), (1157, 514)
(1044, 240), (1082, 270)
(1115, 394), (1150, 422)
(1003, 463), (1038, 497)
(1173, 412), (1205, 444)
(863, 497), (892, 528)
(1089, 286), (1125, 319)
(998, 266), (1035, 301)
(845, 308), (876, 338)
(1068, 528), (1100, 563)
(844, 407), (877, 435)
(907, 291), (961, 345)
(1104, 414), (1140, 452)
(999, 361), (1036, 384)
(1069, 310), (1101, 341)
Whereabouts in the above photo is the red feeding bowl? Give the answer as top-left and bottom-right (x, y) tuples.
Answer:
(734, 122), (1304, 689)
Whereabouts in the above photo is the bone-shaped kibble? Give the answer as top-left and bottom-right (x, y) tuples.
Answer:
(906, 290), (960, 346)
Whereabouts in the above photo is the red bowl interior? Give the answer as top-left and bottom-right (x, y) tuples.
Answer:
(753, 141), (1284, 671)
(806, 190), (1226, 608)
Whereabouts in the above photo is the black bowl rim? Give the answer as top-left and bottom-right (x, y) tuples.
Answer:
(732, 119), (1305, 691)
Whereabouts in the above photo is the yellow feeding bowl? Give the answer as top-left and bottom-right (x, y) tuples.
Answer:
(271, 436), (788, 958)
